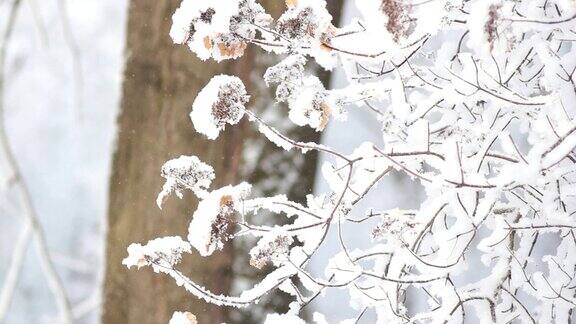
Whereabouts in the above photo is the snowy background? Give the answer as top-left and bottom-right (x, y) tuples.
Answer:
(0, 1), (126, 322)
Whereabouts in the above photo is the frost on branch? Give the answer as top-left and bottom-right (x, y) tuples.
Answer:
(170, 0), (271, 61)
(371, 208), (420, 241)
(190, 75), (249, 140)
(188, 183), (251, 256)
(156, 155), (215, 208)
(122, 236), (191, 273)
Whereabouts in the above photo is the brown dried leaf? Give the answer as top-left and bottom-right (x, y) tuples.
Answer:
(185, 312), (198, 324)
(381, 0), (409, 41)
(203, 36), (212, 50)
(285, 0), (298, 8)
(220, 195), (234, 208)
(318, 102), (332, 131)
(217, 41), (247, 58)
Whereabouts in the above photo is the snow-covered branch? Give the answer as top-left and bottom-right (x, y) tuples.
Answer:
(125, 0), (576, 322)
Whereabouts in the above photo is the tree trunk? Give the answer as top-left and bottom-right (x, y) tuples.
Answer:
(101, 1), (342, 323)
(101, 1), (250, 323)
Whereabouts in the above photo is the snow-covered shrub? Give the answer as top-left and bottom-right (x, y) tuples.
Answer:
(125, 0), (576, 322)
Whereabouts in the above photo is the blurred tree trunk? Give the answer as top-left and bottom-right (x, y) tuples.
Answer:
(101, 1), (342, 324)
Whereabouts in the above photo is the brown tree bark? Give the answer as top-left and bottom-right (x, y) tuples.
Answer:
(102, 1), (342, 324)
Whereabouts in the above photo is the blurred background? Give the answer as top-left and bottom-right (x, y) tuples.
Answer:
(0, 1), (420, 323)
(0, 0), (126, 323)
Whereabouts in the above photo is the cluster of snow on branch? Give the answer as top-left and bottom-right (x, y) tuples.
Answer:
(156, 155), (215, 208)
(190, 75), (250, 139)
(123, 236), (191, 273)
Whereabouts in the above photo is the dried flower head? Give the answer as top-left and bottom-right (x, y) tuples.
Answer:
(170, 0), (271, 61)
(278, 7), (317, 39)
(157, 155), (215, 208)
(485, 4), (501, 50)
(264, 55), (307, 102)
(191, 75), (249, 139)
(123, 236), (192, 272)
(250, 234), (293, 269)
(276, 0), (332, 43)
(380, 0), (410, 41)
(188, 183), (251, 256)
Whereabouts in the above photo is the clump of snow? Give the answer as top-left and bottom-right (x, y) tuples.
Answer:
(156, 155), (215, 208)
(263, 313), (306, 324)
(287, 76), (330, 131)
(190, 75), (249, 139)
(188, 182), (251, 256)
(169, 312), (197, 324)
(122, 236), (191, 273)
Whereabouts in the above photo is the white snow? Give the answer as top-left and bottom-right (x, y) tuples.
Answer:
(187, 182), (251, 256)
(156, 155), (215, 208)
(190, 75), (249, 139)
(123, 236), (191, 272)
(169, 311), (197, 324)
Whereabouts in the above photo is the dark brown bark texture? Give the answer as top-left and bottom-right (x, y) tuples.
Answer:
(102, 1), (342, 323)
